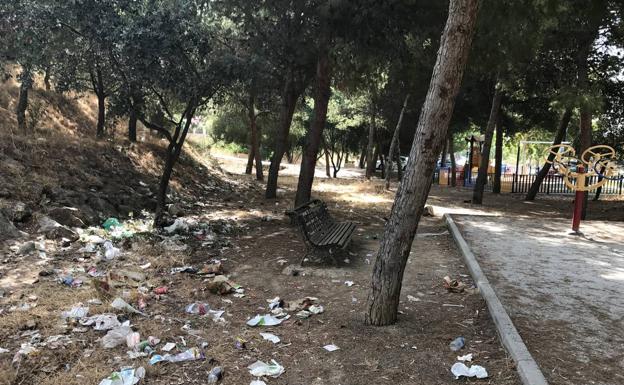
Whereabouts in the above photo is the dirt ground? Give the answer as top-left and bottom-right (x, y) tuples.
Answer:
(0, 152), (522, 385)
(453, 215), (624, 385)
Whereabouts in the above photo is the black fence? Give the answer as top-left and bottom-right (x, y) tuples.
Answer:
(432, 169), (624, 195)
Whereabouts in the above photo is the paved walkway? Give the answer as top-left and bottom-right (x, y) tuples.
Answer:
(453, 215), (624, 385)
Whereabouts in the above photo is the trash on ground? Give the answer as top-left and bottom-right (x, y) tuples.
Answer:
(247, 314), (284, 327)
(112, 297), (145, 315)
(102, 322), (133, 348)
(98, 366), (145, 385)
(248, 359), (285, 378)
(451, 362), (488, 379)
(185, 303), (225, 322)
(61, 275), (83, 287)
(170, 266), (198, 275)
(323, 344), (340, 352)
(443, 276), (466, 293)
(62, 305), (89, 320)
(164, 218), (191, 234)
(207, 366), (223, 383)
(449, 336), (465, 351)
(162, 342), (176, 352)
(235, 337), (247, 349)
(149, 347), (204, 365)
(407, 295), (420, 302)
(207, 275), (240, 295)
(154, 286), (168, 295)
(344, 281), (354, 287)
(80, 314), (121, 331)
(103, 241), (122, 260)
(259, 332), (280, 344)
(199, 260), (224, 276)
(0, 348), (9, 354)
(102, 218), (122, 231)
(457, 353), (473, 362)
(250, 381), (267, 385)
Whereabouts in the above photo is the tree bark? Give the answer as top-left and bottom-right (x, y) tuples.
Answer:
(358, 145), (367, 169)
(294, 37), (331, 207)
(266, 75), (299, 198)
(43, 66), (51, 91)
(472, 82), (503, 204)
(95, 68), (106, 138)
(578, 43), (593, 220)
(128, 107), (138, 142)
(366, 0), (478, 326)
(492, 118), (503, 193)
(449, 134), (457, 187)
(525, 108), (572, 200)
(440, 140), (448, 167)
(365, 114), (377, 179)
(246, 145), (255, 174)
(16, 66), (32, 131)
(386, 94), (410, 189)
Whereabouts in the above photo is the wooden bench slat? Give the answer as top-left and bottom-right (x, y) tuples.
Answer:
(335, 222), (356, 247)
(320, 222), (349, 246)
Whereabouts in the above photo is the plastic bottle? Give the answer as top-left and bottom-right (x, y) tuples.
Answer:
(449, 336), (465, 351)
(207, 366), (223, 383)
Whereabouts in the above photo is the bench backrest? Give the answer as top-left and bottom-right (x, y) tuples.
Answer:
(289, 199), (335, 239)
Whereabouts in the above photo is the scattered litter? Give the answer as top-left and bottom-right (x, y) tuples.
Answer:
(344, 281), (354, 287)
(61, 275), (83, 287)
(112, 297), (145, 315)
(417, 230), (449, 237)
(207, 275), (240, 295)
(248, 360), (285, 378)
(207, 366), (223, 383)
(104, 241), (122, 260)
(62, 305), (89, 320)
(98, 366), (145, 385)
(102, 218), (122, 231)
(443, 276), (466, 293)
(149, 347), (204, 365)
(162, 342), (176, 352)
(185, 303), (225, 322)
(102, 322), (133, 348)
(247, 314), (284, 327)
(153, 286), (168, 295)
(170, 266), (198, 274)
(235, 337), (247, 349)
(259, 333), (280, 344)
(80, 314), (121, 330)
(164, 218), (191, 234)
(0, 348), (9, 354)
(323, 344), (340, 352)
(407, 295), (420, 302)
(449, 336), (465, 351)
(451, 362), (488, 379)
(250, 381), (267, 385)
(442, 303), (465, 308)
(457, 353), (473, 362)
(139, 262), (151, 270)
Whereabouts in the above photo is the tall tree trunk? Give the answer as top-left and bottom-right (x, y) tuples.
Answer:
(578, 43), (594, 220)
(128, 107), (138, 142)
(154, 103), (196, 227)
(16, 66), (32, 131)
(525, 108), (572, 200)
(324, 141), (331, 177)
(358, 145), (367, 169)
(472, 82), (503, 204)
(386, 94), (410, 189)
(440, 140), (448, 167)
(95, 68), (106, 138)
(492, 118), (503, 193)
(365, 115), (376, 179)
(366, 0), (478, 326)
(266, 75), (299, 198)
(294, 38), (331, 207)
(449, 134), (457, 187)
(43, 66), (51, 91)
(246, 145), (255, 174)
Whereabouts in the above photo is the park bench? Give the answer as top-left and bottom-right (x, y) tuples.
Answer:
(286, 199), (356, 265)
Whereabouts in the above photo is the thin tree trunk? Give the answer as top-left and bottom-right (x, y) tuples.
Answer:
(365, 115), (376, 179)
(449, 134), (457, 187)
(16, 66), (31, 131)
(43, 66), (51, 91)
(386, 94), (410, 189)
(128, 107), (138, 142)
(440, 140), (448, 167)
(358, 145), (367, 169)
(246, 145), (255, 174)
(366, 0), (478, 326)
(525, 108), (572, 200)
(95, 68), (106, 138)
(472, 82), (503, 204)
(492, 118), (503, 193)
(294, 36), (331, 207)
(154, 104), (196, 227)
(266, 75), (299, 198)
(324, 143), (331, 178)
(578, 41), (593, 220)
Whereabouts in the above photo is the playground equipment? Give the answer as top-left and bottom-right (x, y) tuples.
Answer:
(546, 144), (623, 233)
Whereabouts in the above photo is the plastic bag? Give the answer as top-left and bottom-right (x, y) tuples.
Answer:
(248, 360), (284, 378)
(102, 322), (133, 348)
(98, 366), (145, 385)
(451, 362), (488, 379)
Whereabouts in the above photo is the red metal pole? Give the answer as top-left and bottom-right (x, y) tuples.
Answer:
(572, 165), (585, 232)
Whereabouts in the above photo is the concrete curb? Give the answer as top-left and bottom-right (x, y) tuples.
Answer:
(444, 214), (548, 385)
